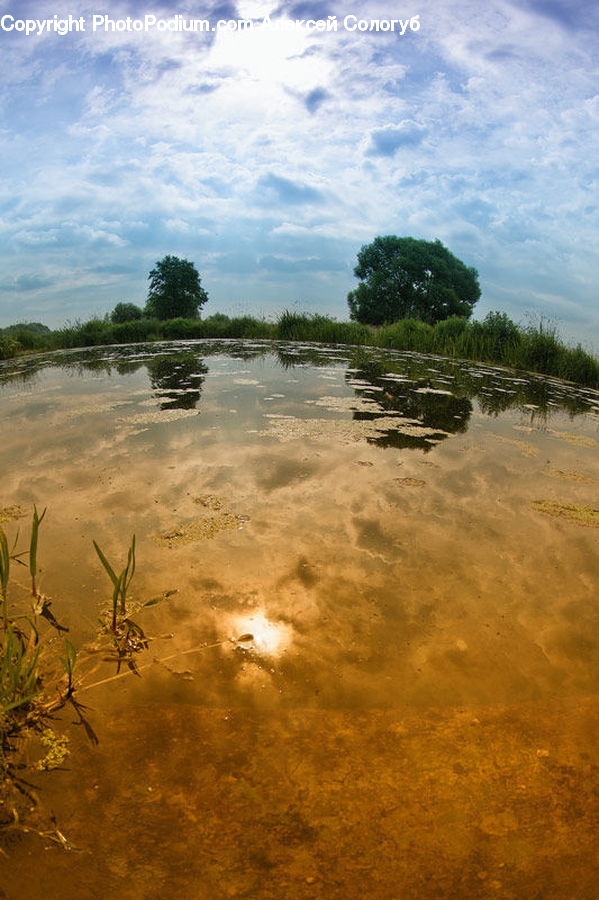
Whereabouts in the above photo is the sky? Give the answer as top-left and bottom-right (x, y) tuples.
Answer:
(0, 0), (597, 349)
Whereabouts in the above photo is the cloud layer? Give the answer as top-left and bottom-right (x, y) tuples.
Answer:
(0, 0), (597, 348)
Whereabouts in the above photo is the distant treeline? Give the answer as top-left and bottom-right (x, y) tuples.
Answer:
(1, 311), (598, 388)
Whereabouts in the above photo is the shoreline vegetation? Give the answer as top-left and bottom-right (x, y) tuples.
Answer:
(0, 505), (178, 840)
(1, 310), (598, 388)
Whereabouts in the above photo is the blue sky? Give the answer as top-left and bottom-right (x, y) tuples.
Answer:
(0, 0), (597, 349)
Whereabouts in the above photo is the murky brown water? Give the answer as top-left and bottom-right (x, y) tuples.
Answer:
(1, 341), (598, 898)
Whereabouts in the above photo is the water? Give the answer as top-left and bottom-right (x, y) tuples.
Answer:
(1, 341), (598, 898)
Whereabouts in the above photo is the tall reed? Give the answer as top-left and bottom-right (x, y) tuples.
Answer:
(93, 535), (136, 631)
(0, 528), (9, 633)
(29, 505), (46, 598)
(0, 626), (40, 716)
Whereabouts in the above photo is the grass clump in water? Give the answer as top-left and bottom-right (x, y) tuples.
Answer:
(93, 534), (177, 673)
(1, 507), (75, 817)
(93, 535), (136, 633)
(0, 509), (177, 848)
(1, 625), (41, 717)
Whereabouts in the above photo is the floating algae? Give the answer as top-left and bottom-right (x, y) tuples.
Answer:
(310, 395), (382, 413)
(551, 431), (597, 448)
(531, 501), (599, 527)
(35, 728), (70, 771)
(0, 504), (26, 523)
(193, 494), (225, 510)
(117, 408), (199, 428)
(544, 469), (597, 484)
(262, 415), (447, 445)
(62, 399), (132, 421)
(155, 505), (250, 546)
(393, 477), (426, 487)
(493, 434), (540, 457)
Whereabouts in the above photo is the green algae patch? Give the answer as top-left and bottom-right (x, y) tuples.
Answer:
(193, 494), (225, 511)
(263, 414), (447, 445)
(35, 727), (70, 771)
(551, 431), (597, 448)
(117, 408), (199, 432)
(311, 395), (381, 413)
(531, 500), (599, 527)
(0, 505), (26, 523)
(156, 510), (250, 546)
(494, 434), (539, 457)
(393, 477), (426, 487)
(544, 469), (597, 483)
(63, 399), (132, 421)
(155, 494), (249, 546)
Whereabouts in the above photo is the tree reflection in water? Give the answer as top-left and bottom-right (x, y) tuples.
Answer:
(146, 352), (209, 410)
(345, 356), (472, 450)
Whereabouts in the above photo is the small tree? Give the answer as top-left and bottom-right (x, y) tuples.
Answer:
(145, 255), (208, 320)
(348, 236), (481, 326)
(111, 302), (144, 324)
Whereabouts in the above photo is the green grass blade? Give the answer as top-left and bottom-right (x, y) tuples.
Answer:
(25, 616), (39, 646)
(0, 528), (9, 631)
(117, 570), (127, 615)
(29, 504), (46, 580)
(126, 534), (136, 593)
(142, 589), (178, 609)
(66, 639), (76, 670)
(93, 540), (119, 587)
(1, 690), (41, 715)
(0, 527), (9, 594)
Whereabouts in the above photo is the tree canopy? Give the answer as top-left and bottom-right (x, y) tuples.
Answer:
(111, 302), (143, 323)
(347, 236), (481, 326)
(145, 255), (208, 320)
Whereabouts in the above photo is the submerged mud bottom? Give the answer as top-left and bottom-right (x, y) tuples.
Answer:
(6, 698), (599, 899)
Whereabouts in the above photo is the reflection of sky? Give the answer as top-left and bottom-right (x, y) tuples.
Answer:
(231, 610), (294, 656)
(0, 1), (598, 349)
(0, 343), (597, 425)
(1, 342), (598, 710)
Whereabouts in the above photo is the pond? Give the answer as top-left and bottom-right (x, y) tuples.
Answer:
(1, 340), (598, 898)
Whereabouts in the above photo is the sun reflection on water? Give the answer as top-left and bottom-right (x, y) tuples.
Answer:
(230, 610), (294, 657)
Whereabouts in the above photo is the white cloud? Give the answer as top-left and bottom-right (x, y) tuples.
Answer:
(0, 0), (597, 347)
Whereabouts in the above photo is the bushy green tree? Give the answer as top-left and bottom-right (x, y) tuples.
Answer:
(111, 302), (144, 323)
(145, 255), (208, 320)
(348, 236), (480, 326)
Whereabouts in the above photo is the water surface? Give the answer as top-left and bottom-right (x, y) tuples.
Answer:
(1, 341), (598, 898)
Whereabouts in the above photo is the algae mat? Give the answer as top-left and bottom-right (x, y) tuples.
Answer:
(531, 500), (599, 527)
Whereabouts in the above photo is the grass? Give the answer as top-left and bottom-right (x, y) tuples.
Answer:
(1, 510), (50, 801)
(2, 309), (598, 387)
(0, 503), (260, 853)
(1, 508), (59, 729)
(29, 505), (46, 599)
(280, 311), (599, 388)
(93, 534), (136, 632)
(0, 507), (180, 849)
(1, 626), (41, 717)
(276, 310), (374, 345)
(60, 640), (77, 699)
(92, 534), (178, 675)
(0, 336), (20, 360)
(0, 528), (10, 631)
